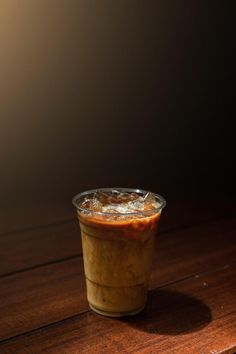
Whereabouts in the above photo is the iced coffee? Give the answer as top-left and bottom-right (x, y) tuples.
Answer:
(72, 188), (166, 317)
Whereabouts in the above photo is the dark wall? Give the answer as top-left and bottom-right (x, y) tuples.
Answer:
(0, 1), (234, 206)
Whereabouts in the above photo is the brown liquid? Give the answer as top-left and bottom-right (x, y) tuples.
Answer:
(78, 211), (161, 316)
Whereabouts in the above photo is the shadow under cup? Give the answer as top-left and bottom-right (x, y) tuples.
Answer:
(72, 188), (166, 317)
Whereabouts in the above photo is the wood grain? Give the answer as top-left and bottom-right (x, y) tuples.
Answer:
(150, 217), (236, 288)
(0, 217), (235, 342)
(1, 265), (235, 354)
(0, 258), (88, 342)
(0, 220), (81, 276)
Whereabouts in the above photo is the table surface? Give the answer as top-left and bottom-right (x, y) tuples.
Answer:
(0, 198), (235, 354)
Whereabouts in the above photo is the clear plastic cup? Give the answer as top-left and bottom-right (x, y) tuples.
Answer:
(72, 188), (166, 317)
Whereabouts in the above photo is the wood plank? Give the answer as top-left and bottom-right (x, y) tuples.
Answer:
(0, 217), (235, 341)
(150, 216), (236, 288)
(0, 258), (88, 341)
(1, 265), (235, 354)
(0, 220), (81, 276)
(1, 200), (235, 277)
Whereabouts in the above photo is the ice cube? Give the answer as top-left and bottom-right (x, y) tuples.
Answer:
(81, 190), (159, 214)
(93, 191), (109, 204)
(89, 198), (103, 212)
(128, 197), (144, 211)
(143, 192), (160, 210)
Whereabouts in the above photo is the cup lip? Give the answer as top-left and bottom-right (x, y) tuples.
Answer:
(72, 187), (166, 216)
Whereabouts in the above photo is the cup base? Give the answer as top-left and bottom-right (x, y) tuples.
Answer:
(89, 303), (145, 317)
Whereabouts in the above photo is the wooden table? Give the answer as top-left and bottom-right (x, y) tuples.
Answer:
(0, 198), (235, 353)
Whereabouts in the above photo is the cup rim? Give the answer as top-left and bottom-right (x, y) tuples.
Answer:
(72, 187), (166, 216)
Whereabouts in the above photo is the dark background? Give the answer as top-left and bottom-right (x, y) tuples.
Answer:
(0, 1), (235, 209)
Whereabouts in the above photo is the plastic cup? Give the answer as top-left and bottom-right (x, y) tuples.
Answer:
(72, 188), (166, 317)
